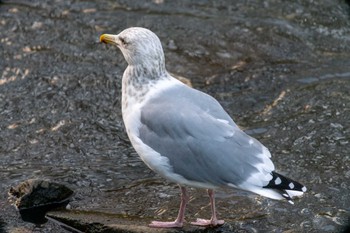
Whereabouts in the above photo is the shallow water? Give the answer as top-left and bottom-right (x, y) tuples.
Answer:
(1, 0), (350, 232)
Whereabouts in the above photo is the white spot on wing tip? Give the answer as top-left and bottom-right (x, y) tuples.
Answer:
(288, 200), (295, 205)
(289, 182), (295, 189)
(302, 186), (307, 192)
(275, 177), (282, 185)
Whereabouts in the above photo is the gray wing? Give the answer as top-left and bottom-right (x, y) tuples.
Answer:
(138, 84), (269, 187)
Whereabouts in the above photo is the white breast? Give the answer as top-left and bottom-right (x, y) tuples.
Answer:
(121, 75), (184, 181)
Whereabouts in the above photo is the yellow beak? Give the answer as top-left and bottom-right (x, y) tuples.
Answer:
(100, 34), (118, 45)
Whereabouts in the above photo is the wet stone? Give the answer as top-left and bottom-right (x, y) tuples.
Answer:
(167, 40), (178, 50)
(244, 127), (268, 136)
(8, 179), (74, 225)
(330, 123), (343, 129)
(297, 77), (319, 84)
(312, 215), (336, 232)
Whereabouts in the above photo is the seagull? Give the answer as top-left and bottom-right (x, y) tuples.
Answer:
(100, 27), (306, 228)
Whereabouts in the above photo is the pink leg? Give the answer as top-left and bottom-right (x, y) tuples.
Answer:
(191, 189), (225, 227)
(149, 186), (189, 228)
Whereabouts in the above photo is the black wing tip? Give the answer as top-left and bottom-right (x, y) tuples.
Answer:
(263, 172), (306, 204)
(264, 171), (307, 193)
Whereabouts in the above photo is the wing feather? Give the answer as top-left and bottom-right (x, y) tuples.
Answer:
(138, 84), (274, 188)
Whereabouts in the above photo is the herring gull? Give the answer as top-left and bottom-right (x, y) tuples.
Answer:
(100, 27), (306, 228)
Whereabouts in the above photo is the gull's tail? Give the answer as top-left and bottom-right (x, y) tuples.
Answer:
(262, 171), (307, 204)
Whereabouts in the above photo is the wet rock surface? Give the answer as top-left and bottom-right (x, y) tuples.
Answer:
(8, 179), (73, 225)
(1, 0), (350, 232)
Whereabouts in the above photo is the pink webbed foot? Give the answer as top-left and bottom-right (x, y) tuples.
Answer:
(191, 189), (224, 227)
(191, 218), (225, 227)
(149, 220), (183, 228)
(149, 186), (189, 228)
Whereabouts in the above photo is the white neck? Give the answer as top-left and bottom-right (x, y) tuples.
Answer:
(121, 64), (171, 112)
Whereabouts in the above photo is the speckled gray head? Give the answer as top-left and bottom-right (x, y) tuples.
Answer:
(100, 27), (165, 67)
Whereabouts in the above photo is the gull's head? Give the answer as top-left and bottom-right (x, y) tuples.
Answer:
(100, 27), (165, 67)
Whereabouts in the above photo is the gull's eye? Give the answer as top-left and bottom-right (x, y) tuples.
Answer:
(119, 37), (128, 46)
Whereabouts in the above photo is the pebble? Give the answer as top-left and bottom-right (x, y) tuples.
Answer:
(244, 127), (268, 135)
(167, 40), (178, 50)
(216, 51), (232, 59)
(345, 170), (350, 178)
(297, 77), (319, 84)
(300, 208), (311, 215)
(312, 215), (338, 232)
(31, 21), (43, 29)
(158, 193), (171, 198)
(330, 123), (343, 129)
